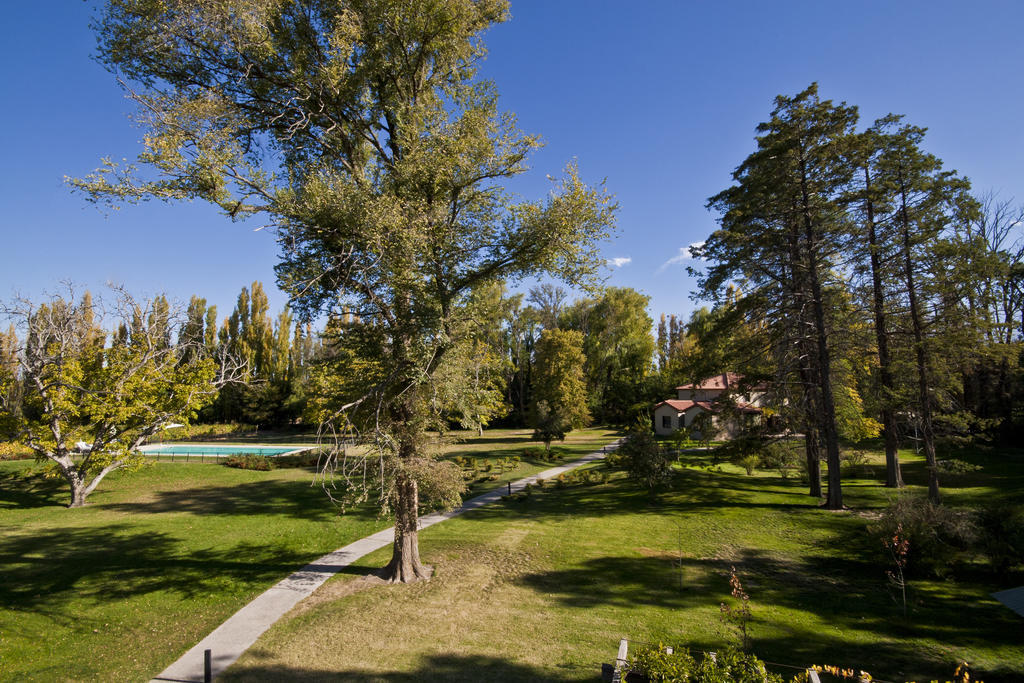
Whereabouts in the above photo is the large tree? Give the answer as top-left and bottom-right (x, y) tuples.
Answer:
(701, 84), (858, 509)
(530, 328), (589, 451)
(0, 288), (223, 507)
(563, 287), (654, 425)
(77, 0), (615, 582)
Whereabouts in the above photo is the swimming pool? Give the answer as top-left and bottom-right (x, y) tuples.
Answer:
(137, 443), (312, 457)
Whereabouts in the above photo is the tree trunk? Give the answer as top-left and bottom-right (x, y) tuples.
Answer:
(897, 174), (941, 504)
(803, 425), (822, 499)
(787, 212), (823, 500)
(799, 160), (843, 510)
(379, 470), (431, 583)
(863, 166), (903, 488)
(64, 467), (88, 508)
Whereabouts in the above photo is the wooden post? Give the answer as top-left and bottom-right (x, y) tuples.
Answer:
(807, 671), (821, 683)
(507, 482), (512, 496)
(204, 649), (212, 683)
(611, 638), (628, 682)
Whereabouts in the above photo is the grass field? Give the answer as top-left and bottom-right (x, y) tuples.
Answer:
(220, 444), (1024, 683)
(0, 428), (617, 681)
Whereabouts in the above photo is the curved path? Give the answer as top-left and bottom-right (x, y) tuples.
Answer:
(152, 439), (621, 682)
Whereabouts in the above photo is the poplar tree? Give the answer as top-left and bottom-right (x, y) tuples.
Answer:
(76, 0), (614, 582)
(530, 329), (589, 450)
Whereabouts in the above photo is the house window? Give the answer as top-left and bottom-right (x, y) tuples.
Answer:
(662, 415), (672, 429)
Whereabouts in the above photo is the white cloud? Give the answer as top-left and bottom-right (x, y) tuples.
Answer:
(606, 256), (632, 268)
(656, 242), (705, 274)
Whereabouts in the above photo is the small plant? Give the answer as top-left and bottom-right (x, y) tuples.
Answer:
(737, 454), (759, 476)
(720, 566), (752, 651)
(522, 446), (546, 459)
(841, 449), (870, 476)
(869, 495), (977, 578)
(884, 522), (910, 616)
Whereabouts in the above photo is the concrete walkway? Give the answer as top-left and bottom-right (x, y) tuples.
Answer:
(152, 439), (621, 682)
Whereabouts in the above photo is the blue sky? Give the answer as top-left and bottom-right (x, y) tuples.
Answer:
(2, 1), (1022, 326)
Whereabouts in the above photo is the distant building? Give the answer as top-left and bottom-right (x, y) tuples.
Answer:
(653, 373), (766, 438)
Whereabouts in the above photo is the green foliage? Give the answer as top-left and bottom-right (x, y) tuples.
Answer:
(736, 454), (760, 476)
(935, 458), (982, 475)
(756, 440), (801, 479)
(977, 502), (1024, 576)
(224, 454), (276, 471)
(628, 647), (782, 683)
(562, 287), (655, 425)
(1, 288), (222, 506)
(870, 495), (978, 578)
(688, 411), (718, 447)
(530, 329), (589, 449)
(79, 0), (616, 577)
(619, 419), (673, 491)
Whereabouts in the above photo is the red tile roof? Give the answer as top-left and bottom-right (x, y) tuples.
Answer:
(654, 399), (719, 414)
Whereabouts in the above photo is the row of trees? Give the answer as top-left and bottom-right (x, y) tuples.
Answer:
(690, 84), (1024, 509)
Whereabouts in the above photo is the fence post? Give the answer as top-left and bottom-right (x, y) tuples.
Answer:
(611, 638), (628, 683)
(507, 482), (512, 496)
(204, 649), (212, 683)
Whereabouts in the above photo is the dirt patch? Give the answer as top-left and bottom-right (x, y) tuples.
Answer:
(290, 573), (390, 617)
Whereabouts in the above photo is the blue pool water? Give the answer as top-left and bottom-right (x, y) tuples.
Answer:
(137, 444), (311, 457)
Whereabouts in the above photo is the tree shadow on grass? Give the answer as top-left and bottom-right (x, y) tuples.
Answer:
(514, 545), (1023, 681)
(224, 652), (593, 682)
(0, 524), (310, 615)
(0, 469), (67, 509)
(103, 478), (379, 521)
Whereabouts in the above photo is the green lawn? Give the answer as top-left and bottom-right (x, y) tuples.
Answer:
(0, 428), (616, 681)
(221, 445), (1024, 683)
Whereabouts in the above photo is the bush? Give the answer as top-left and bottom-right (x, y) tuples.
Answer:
(628, 646), (782, 683)
(0, 441), (32, 460)
(522, 447), (547, 459)
(224, 454), (276, 471)
(977, 502), (1024, 575)
(936, 458), (983, 475)
(619, 420), (673, 491)
(869, 495), (977, 577)
(840, 449), (870, 476)
(736, 454), (759, 476)
(757, 441), (801, 479)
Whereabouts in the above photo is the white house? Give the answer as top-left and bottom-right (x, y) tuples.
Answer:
(653, 373), (766, 438)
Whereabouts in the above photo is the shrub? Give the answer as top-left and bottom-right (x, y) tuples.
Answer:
(840, 449), (870, 476)
(619, 419), (673, 491)
(628, 646), (782, 683)
(736, 454), (759, 476)
(522, 447), (546, 459)
(605, 452), (628, 469)
(757, 441), (801, 479)
(869, 495), (977, 577)
(224, 454), (276, 471)
(936, 458), (983, 475)
(977, 502), (1024, 575)
(0, 441), (32, 460)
